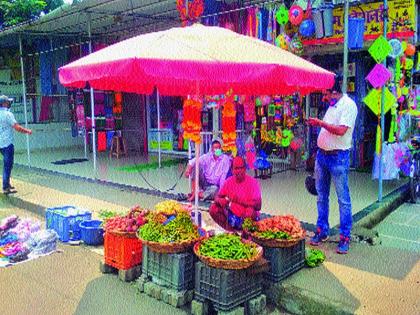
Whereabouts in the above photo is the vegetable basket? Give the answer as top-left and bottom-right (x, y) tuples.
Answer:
(193, 239), (263, 270)
(251, 230), (306, 248)
(139, 228), (207, 254)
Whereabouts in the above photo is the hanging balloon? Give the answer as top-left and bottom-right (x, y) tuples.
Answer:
(289, 36), (304, 56)
(275, 33), (290, 50)
(405, 43), (416, 56)
(289, 5), (304, 26)
(388, 39), (403, 58)
(276, 5), (289, 25)
(299, 19), (315, 37)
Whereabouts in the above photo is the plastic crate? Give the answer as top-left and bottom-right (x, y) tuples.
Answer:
(142, 245), (195, 290)
(45, 206), (92, 242)
(104, 233), (142, 270)
(263, 239), (305, 282)
(194, 261), (263, 311)
(80, 220), (104, 246)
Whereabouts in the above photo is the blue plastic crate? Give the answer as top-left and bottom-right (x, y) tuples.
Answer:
(194, 261), (262, 311)
(263, 239), (305, 282)
(142, 245), (195, 290)
(80, 220), (104, 246)
(45, 206), (92, 242)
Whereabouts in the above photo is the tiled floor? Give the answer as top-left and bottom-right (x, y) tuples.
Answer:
(376, 203), (420, 253)
(12, 147), (407, 227)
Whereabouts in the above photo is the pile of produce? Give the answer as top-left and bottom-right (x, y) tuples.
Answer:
(138, 211), (201, 243)
(154, 200), (189, 215)
(98, 210), (119, 223)
(305, 249), (326, 267)
(104, 206), (149, 234)
(243, 215), (305, 240)
(197, 234), (258, 260)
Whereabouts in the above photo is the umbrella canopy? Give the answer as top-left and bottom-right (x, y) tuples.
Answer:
(59, 24), (334, 96)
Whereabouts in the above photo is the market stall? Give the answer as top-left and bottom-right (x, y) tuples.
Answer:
(58, 23), (334, 214)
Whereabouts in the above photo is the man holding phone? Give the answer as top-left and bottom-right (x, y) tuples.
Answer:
(306, 75), (358, 254)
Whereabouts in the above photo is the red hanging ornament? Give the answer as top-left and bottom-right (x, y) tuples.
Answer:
(176, 0), (204, 27)
(182, 98), (202, 143)
(222, 90), (237, 152)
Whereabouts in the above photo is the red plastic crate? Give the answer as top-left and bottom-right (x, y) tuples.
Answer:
(104, 233), (142, 270)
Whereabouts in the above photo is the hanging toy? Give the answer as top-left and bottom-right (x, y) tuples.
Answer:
(299, 19), (315, 37)
(404, 43), (416, 56)
(289, 35), (304, 56)
(289, 5), (304, 26)
(276, 5), (289, 25)
(275, 33), (291, 50)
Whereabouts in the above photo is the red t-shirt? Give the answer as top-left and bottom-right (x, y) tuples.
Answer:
(219, 175), (262, 217)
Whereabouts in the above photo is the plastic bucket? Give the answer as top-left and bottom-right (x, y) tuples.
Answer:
(312, 9), (324, 39)
(322, 4), (334, 37)
(80, 220), (104, 246)
(348, 18), (365, 49)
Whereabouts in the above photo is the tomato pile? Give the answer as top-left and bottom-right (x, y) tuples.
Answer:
(104, 206), (149, 234)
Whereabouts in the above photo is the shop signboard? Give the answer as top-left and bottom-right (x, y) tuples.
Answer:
(148, 128), (173, 151)
(303, 0), (415, 45)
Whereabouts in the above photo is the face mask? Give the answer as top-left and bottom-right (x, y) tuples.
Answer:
(214, 149), (222, 157)
(329, 98), (338, 106)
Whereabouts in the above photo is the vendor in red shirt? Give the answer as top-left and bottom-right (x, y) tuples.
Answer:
(209, 156), (262, 231)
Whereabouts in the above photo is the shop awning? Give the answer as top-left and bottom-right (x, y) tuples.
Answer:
(59, 24), (335, 96)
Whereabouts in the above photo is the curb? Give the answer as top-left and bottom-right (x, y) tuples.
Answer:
(2, 194), (45, 218)
(264, 282), (354, 315)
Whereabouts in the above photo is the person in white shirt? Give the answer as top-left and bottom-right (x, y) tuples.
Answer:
(307, 75), (358, 254)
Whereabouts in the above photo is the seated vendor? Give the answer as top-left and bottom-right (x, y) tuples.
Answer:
(185, 139), (231, 201)
(209, 156), (262, 231)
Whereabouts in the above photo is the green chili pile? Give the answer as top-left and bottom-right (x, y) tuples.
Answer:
(198, 234), (257, 260)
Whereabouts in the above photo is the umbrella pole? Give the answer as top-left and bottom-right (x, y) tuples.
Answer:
(19, 35), (31, 167)
(88, 14), (97, 172)
(194, 142), (200, 220)
(157, 89), (161, 168)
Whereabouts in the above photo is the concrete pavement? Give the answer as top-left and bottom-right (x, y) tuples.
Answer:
(1, 166), (420, 315)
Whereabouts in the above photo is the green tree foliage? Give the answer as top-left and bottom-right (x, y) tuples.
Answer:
(0, 0), (47, 25)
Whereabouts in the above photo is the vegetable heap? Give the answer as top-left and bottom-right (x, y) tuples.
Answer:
(139, 211), (200, 243)
(243, 215), (304, 240)
(198, 234), (257, 260)
(104, 206), (149, 234)
(155, 200), (188, 216)
(305, 249), (326, 267)
(98, 210), (119, 223)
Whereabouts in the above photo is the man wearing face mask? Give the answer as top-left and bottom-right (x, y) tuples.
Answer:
(185, 139), (231, 201)
(306, 74), (358, 254)
(210, 156), (262, 231)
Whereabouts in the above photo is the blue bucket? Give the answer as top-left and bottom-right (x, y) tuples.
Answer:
(79, 220), (104, 246)
(348, 18), (365, 49)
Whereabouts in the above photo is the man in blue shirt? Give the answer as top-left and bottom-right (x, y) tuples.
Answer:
(0, 95), (32, 194)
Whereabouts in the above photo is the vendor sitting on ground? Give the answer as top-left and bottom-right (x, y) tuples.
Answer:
(185, 139), (231, 201)
(210, 156), (262, 231)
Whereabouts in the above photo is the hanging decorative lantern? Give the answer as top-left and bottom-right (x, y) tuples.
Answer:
(222, 91), (237, 152)
(299, 19), (316, 37)
(289, 5), (304, 26)
(113, 92), (122, 114)
(182, 98), (202, 143)
(176, 0), (204, 27)
(276, 5), (289, 25)
(275, 33), (291, 50)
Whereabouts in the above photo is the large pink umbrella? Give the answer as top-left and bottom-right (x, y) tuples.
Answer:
(59, 24), (334, 218)
(59, 24), (334, 95)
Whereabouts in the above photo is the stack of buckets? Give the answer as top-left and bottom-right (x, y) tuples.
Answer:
(312, 3), (365, 49)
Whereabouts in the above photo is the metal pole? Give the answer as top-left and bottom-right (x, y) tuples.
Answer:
(342, 0), (350, 94)
(188, 140), (192, 191)
(19, 35), (31, 167)
(378, 0), (388, 201)
(157, 89), (161, 168)
(194, 142), (200, 214)
(88, 14), (97, 171)
(305, 95), (310, 156)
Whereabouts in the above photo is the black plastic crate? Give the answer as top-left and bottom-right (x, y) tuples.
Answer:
(142, 245), (195, 290)
(194, 261), (263, 311)
(263, 239), (305, 282)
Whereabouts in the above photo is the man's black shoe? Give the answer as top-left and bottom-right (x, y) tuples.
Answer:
(3, 188), (17, 195)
